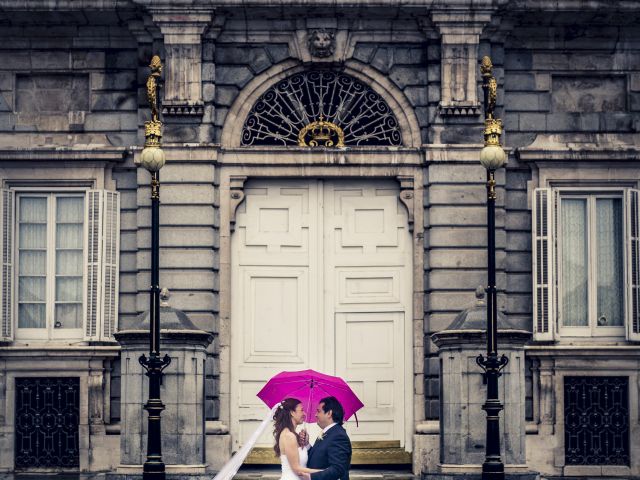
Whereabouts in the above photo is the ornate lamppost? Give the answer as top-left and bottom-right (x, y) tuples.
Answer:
(138, 55), (171, 480)
(475, 56), (509, 480)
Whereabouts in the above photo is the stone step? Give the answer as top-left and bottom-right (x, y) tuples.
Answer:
(235, 467), (416, 480)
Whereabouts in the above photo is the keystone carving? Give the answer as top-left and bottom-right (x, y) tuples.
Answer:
(308, 29), (336, 58)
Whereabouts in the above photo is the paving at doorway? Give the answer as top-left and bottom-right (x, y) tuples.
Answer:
(1, 469), (416, 480)
(236, 466), (415, 480)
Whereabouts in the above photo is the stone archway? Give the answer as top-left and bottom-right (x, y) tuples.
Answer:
(220, 60), (422, 149)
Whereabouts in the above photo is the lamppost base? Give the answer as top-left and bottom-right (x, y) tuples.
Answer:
(142, 470), (166, 480)
(481, 469), (505, 480)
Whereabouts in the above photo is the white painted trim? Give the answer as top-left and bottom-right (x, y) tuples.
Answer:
(14, 191), (86, 341)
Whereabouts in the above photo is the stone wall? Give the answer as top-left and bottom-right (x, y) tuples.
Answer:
(0, 12), (139, 149)
(500, 18), (640, 329)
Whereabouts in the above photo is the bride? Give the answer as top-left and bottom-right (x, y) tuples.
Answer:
(212, 397), (321, 480)
(274, 398), (321, 480)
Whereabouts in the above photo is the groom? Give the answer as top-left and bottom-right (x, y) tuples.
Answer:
(304, 396), (352, 480)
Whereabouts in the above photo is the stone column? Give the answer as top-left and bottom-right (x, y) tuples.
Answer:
(428, 291), (535, 480)
(431, 11), (494, 116)
(152, 11), (212, 116)
(115, 303), (213, 475)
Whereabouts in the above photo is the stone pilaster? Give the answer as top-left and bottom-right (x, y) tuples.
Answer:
(152, 12), (212, 116)
(430, 11), (494, 116)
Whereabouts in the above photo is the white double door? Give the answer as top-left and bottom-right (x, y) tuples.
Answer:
(230, 179), (412, 450)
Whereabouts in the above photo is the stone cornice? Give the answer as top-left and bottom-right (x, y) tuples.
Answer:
(431, 328), (531, 348)
(0, 344), (120, 357)
(0, 147), (130, 163)
(3, 0), (638, 11)
(526, 344), (640, 356)
(516, 134), (640, 163)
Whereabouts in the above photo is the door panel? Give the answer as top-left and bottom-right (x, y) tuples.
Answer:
(231, 179), (412, 451)
(324, 182), (411, 446)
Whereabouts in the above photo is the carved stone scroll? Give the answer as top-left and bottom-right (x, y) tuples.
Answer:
(229, 175), (248, 232)
(397, 175), (415, 233)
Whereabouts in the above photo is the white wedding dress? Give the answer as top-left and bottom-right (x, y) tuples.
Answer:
(212, 405), (310, 480)
(280, 446), (309, 480)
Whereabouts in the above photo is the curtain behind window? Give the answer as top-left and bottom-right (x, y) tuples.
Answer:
(55, 196), (84, 329)
(596, 198), (624, 326)
(18, 197), (47, 328)
(17, 195), (84, 330)
(561, 198), (588, 326)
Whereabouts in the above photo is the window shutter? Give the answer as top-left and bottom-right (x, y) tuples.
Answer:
(84, 190), (120, 341)
(532, 188), (555, 341)
(101, 190), (120, 339)
(627, 189), (640, 341)
(1, 189), (15, 341)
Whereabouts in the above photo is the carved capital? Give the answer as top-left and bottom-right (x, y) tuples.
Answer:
(229, 176), (248, 232)
(397, 175), (415, 233)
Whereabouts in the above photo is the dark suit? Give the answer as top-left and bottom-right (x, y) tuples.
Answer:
(307, 424), (352, 480)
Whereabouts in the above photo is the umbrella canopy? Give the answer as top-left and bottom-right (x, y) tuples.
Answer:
(257, 369), (364, 422)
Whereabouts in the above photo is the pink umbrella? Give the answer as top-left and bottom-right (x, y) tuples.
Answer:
(257, 369), (364, 424)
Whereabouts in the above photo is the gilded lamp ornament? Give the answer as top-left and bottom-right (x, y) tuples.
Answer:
(140, 55), (165, 173)
(479, 56), (506, 172)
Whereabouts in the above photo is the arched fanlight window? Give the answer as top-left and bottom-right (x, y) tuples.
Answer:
(240, 70), (403, 147)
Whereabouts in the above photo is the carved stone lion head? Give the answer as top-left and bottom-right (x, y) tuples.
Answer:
(308, 29), (336, 58)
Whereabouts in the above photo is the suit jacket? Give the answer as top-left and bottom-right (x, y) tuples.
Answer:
(307, 424), (352, 480)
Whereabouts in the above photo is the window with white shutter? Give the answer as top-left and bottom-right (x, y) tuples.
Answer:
(84, 190), (120, 342)
(533, 187), (638, 341)
(1, 188), (119, 342)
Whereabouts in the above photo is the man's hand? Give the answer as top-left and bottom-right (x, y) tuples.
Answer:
(301, 473), (311, 480)
(298, 429), (310, 446)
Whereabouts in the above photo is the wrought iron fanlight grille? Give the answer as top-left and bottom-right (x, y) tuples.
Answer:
(240, 70), (403, 147)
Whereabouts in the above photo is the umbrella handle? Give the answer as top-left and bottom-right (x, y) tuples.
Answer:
(354, 412), (359, 428)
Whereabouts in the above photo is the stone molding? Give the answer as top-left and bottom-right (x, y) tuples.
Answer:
(114, 328), (214, 347)
(3, 0), (640, 11)
(151, 11), (214, 116)
(516, 134), (640, 162)
(431, 328), (531, 348)
(0, 147), (130, 163)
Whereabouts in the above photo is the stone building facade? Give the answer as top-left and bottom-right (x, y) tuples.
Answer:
(0, 0), (638, 478)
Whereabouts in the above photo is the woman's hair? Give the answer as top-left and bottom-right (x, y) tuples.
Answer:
(273, 397), (302, 457)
